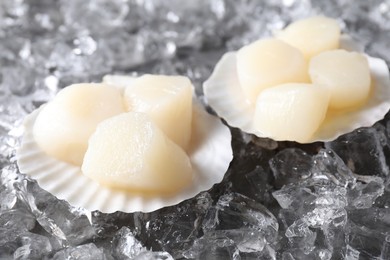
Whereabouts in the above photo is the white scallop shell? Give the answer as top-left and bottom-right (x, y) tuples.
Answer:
(16, 102), (232, 213)
(203, 36), (390, 143)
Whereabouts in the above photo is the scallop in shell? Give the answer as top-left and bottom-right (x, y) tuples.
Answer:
(16, 80), (233, 213)
(203, 36), (390, 143)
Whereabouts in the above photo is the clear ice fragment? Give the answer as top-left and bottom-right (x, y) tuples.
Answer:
(111, 227), (145, 260)
(269, 148), (313, 188)
(325, 127), (389, 177)
(52, 243), (106, 260)
(132, 251), (174, 260)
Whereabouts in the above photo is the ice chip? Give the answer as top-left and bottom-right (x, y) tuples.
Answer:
(325, 127), (390, 177)
(348, 180), (384, 209)
(183, 233), (240, 260)
(145, 192), (212, 258)
(269, 148), (313, 188)
(203, 193), (279, 245)
(111, 227), (145, 259)
(133, 251), (174, 260)
(13, 233), (52, 260)
(52, 243), (106, 260)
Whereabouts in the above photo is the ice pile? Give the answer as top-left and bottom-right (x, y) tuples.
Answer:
(1, 0), (390, 259)
(272, 145), (388, 259)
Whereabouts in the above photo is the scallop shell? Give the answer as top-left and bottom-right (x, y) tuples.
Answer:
(16, 102), (232, 213)
(203, 35), (390, 143)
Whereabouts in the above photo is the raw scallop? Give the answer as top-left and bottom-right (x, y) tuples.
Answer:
(275, 16), (340, 60)
(254, 83), (330, 142)
(236, 39), (308, 103)
(82, 112), (193, 194)
(33, 83), (125, 166)
(309, 49), (371, 109)
(124, 74), (193, 149)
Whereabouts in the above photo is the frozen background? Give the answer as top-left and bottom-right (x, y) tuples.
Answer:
(1, 0), (390, 259)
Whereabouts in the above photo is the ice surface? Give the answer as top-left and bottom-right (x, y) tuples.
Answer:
(325, 126), (390, 177)
(183, 193), (278, 259)
(202, 193), (278, 242)
(143, 192), (212, 258)
(52, 243), (106, 260)
(273, 148), (388, 258)
(111, 227), (145, 259)
(2, 0), (390, 258)
(109, 226), (175, 259)
(269, 148), (313, 188)
(132, 251), (174, 260)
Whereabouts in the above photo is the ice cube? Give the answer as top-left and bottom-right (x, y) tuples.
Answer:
(13, 233), (52, 260)
(18, 180), (95, 246)
(111, 227), (145, 260)
(348, 180), (384, 209)
(269, 148), (313, 188)
(203, 193), (278, 243)
(183, 233), (240, 260)
(52, 243), (106, 260)
(325, 127), (389, 177)
(145, 193), (211, 257)
(133, 251), (174, 260)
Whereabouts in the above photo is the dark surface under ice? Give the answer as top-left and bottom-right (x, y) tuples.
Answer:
(1, 0), (390, 259)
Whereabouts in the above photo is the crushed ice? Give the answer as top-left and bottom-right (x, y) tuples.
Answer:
(1, 0), (390, 258)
